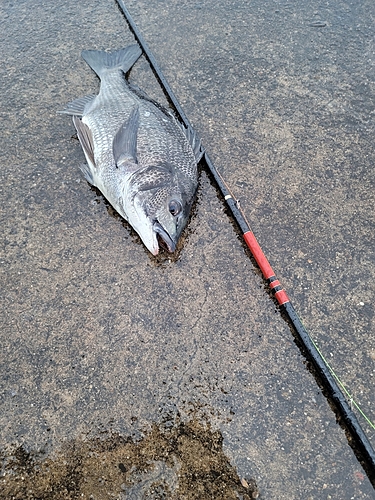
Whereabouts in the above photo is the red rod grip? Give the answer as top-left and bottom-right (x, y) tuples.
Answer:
(243, 231), (275, 279)
(243, 231), (290, 305)
(274, 289), (290, 305)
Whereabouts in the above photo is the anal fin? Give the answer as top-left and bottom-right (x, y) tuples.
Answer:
(58, 95), (95, 116)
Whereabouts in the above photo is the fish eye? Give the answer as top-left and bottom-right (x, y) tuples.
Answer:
(168, 199), (182, 216)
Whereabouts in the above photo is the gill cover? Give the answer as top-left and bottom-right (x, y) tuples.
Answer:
(113, 107), (190, 255)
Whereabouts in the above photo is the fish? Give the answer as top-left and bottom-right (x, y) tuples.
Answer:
(60, 45), (203, 255)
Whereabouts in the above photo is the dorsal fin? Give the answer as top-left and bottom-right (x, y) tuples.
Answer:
(180, 123), (205, 162)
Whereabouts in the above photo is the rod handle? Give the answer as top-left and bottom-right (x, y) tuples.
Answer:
(243, 231), (289, 305)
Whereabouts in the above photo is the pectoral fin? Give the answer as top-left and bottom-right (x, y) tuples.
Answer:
(113, 106), (140, 168)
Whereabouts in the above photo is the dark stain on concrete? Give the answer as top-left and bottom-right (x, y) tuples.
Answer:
(1, 0), (375, 498)
(0, 417), (259, 499)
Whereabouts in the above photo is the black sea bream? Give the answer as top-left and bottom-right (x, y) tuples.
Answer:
(60, 45), (202, 255)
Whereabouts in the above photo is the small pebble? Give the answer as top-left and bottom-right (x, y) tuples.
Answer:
(309, 21), (327, 27)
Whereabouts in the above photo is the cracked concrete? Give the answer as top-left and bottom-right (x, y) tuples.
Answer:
(1, 0), (375, 498)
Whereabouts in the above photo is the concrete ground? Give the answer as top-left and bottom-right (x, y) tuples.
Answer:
(1, 0), (374, 498)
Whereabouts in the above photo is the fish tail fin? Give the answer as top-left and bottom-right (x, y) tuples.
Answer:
(81, 45), (142, 78)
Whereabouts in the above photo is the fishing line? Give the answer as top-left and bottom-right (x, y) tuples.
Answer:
(116, 0), (375, 481)
(218, 165), (375, 431)
(215, 159), (375, 431)
(310, 337), (375, 430)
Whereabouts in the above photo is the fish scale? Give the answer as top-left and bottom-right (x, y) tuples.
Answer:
(60, 45), (202, 255)
(87, 73), (192, 173)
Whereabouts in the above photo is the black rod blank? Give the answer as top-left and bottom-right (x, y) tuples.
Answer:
(116, 0), (375, 483)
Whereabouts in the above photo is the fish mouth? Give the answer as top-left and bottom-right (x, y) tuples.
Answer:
(153, 221), (176, 253)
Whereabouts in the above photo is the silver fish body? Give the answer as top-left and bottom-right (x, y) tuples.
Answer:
(60, 45), (202, 255)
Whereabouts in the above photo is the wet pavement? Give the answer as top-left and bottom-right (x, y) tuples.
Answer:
(1, 0), (375, 498)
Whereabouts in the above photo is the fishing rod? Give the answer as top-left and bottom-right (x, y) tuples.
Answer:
(115, 0), (375, 481)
